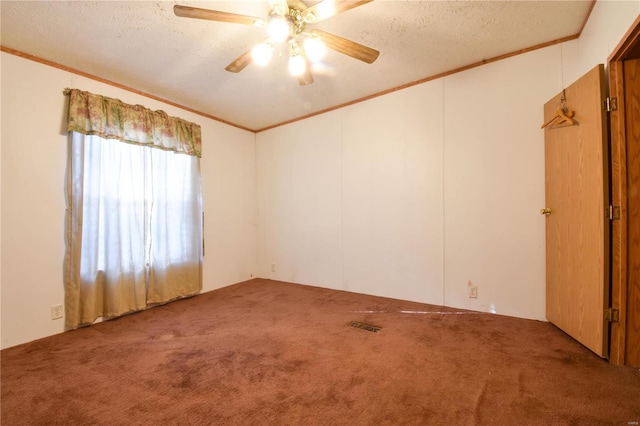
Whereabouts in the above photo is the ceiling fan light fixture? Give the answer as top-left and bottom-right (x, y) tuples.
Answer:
(303, 36), (326, 62)
(267, 15), (290, 42)
(174, 1), (379, 85)
(251, 42), (274, 66)
(288, 54), (306, 76)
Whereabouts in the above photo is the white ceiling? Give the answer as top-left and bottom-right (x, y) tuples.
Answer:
(1, 1), (593, 132)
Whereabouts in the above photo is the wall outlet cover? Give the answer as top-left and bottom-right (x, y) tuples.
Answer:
(51, 304), (63, 320)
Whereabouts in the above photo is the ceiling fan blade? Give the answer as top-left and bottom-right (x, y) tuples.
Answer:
(302, 0), (372, 23)
(298, 70), (314, 85)
(225, 51), (253, 73)
(174, 5), (265, 27)
(310, 29), (379, 64)
(268, 0), (289, 16)
(287, 0), (308, 12)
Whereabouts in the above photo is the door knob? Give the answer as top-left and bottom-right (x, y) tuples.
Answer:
(540, 208), (552, 216)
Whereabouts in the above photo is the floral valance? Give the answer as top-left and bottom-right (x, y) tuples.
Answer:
(65, 88), (201, 157)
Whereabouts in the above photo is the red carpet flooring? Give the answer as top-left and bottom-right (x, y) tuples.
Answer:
(2, 279), (640, 425)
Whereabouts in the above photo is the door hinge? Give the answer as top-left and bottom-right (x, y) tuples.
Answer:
(607, 205), (620, 220)
(605, 307), (619, 322)
(604, 97), (618, 112)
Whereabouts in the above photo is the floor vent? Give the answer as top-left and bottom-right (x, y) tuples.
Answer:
(348, 321), (381, 333)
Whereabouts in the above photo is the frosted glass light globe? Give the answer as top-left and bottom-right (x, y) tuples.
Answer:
(268, 17), (290, 42)
(251, 43), (273, 66)
(303, 37), (326, 62)
(288, 54), (306, 76)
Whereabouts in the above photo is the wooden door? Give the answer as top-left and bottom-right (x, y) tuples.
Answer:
(544, 64), (610, 358)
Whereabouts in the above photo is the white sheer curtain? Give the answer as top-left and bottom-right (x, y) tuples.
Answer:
(65, 132), (202, 328)
(146, 143), (203, 304)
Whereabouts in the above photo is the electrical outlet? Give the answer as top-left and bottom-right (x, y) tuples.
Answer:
(271, 263), (276, 272)
(51, 304), (63, 320)
(468, 287), (478, 298)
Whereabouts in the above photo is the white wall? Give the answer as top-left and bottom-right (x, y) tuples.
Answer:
(255, 2), (640, 321)
(571, 0), (640, 83)
(342, 83), (445, 305)
(0, 52), (257, 349)
(257, 112), (343, 289)
(256, 53), (550, 319)
(1, 54), (70, 349)
(442, 47), (555, 318)
(257, 82), (444, 305)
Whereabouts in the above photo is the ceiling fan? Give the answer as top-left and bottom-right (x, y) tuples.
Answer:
(174, 0), (379, 85)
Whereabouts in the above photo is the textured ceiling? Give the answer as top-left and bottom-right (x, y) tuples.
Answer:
(1, 1), (593, 131)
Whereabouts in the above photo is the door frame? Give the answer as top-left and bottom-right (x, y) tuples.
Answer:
(608, 15), (640, 366)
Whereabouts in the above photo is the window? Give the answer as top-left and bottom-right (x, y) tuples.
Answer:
(64, 89), (203, 328)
